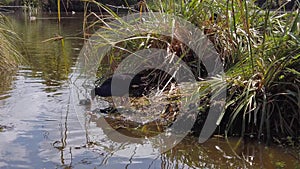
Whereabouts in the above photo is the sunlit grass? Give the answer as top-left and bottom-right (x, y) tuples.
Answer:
(0, 14), (22, 71)
(84, 0), (300, 144)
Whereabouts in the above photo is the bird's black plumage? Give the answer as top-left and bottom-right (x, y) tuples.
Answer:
(92, 73), (147, 97)
(91, 69), (183, 98)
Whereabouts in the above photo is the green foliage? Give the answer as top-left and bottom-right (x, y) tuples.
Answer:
(152, 0), (299, 143)
(275, 161), (286, 169)
(145, 0), (300, 143)
(0, 0), (15, 5)
(84, 0), (300, 144)
(22, 0), (38, 7)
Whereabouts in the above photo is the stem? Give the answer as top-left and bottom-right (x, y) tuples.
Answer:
(57, 0), (61, 22)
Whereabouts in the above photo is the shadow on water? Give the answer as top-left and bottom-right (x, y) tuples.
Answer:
(82, 111), (300, 168)
(0, 12), (299, 169)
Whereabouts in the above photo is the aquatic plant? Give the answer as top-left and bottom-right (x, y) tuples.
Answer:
(143, 0), (300, 143)
(84, 0), (300, 144)
(0, 14), (22, 71)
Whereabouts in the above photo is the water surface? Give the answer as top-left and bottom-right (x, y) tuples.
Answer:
(0, 12), (299, 169)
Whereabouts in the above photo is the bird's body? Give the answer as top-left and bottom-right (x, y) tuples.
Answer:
(92, 73), (147, 97)
(92, 69), (179, 98)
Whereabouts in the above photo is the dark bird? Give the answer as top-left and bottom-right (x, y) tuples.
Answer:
(91, 73), (147, 98)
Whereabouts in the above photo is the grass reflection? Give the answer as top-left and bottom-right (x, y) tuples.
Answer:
(8, 13), (83, 91)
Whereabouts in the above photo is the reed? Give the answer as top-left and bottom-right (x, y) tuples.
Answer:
(84, 0), (300, 144)
(0, 14), (22, 71)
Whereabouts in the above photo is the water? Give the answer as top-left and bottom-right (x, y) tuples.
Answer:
(0, 12), (299, 169)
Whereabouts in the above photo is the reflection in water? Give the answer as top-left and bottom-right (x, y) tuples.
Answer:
(0, 12), (299, 169)
(9, 12), (83, 93)
(0, 71), (16, 100)
(84, 110), (300, 168)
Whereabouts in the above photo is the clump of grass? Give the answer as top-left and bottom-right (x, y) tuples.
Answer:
(148, 0), (300, 143)
(0, 14), (22, 71)
(84, 0), (300, 144)
(212, 1), (299, 144)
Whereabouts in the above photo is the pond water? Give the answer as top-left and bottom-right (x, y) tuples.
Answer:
(0, 12), (299, 169)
